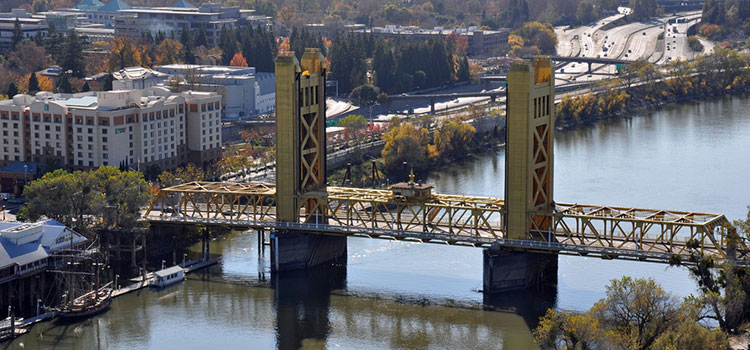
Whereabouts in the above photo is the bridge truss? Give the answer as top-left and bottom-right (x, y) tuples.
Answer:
(144, 182), (749, 266)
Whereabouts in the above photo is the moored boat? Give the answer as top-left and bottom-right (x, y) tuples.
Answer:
(150, 266), (185, 288)
(56, 282), (113, 320)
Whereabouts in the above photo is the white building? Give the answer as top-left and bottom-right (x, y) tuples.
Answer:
(0, 87), (221, 171)
(0, 220), (87, 283)
(0, 9), (48, 52)
(154, 64), (275, 120)
(114, 2), (255, 46)
(112, 67), (169, 90)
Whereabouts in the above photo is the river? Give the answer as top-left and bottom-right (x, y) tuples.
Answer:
(10, 95), (750, 349)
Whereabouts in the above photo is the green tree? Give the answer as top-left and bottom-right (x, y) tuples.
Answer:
(195, 25), (208, 47)
(58, 72), (73, 93)
(11, 18), (23, 50)
(28, 73), (39, 93)
(6, 82), (18, 97)
(338, 114), (368, 141)
(576, 1), (597, 25)
(101, 73), (113, 91)
(349, 84), (380, 105)
(61, 31), (86, 78)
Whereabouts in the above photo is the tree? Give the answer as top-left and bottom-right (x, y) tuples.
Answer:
(58, 73), (73, 93)
(28, 72), (39, 93)
(381, 121), (430, 177)
(349, 84), (380, 105)
(6, 82), (18, 97)
(433, 119), (475, 159)
(594, 277), (679, 349)
(11, 18), (23, 50)
(157, 163), (206, 187)
(195, 25), (208, 47)
(61, 31), (86, 78)
(576, 1), (597, 25)
(338, 114), (367, 141)
(155, 38), (183, 65)
(512, 22), (558, 55)
(107, 36), (145, 72)
(688, 36), (704, 52)
(101, 73), (113, 91)
(229, 52), (248, 67)
(533, 277), (726, 350)
(4, 41), (52, 75)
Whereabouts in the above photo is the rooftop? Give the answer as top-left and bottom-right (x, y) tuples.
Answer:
(98, 0), (131, 11)
(112, 66), (168, 81)
(155, 265), (184, 277)
(0, 162), (38, 175)
(171, 0), (196, 8)
(75, 0), (105, 10)
(0, 220), (87, 270)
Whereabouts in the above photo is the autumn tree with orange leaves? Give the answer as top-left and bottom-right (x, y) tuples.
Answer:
(229, 52), (248, 67)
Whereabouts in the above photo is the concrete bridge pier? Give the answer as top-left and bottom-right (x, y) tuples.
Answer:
(430, 98), (436, 114)
(270, 231), (347, 272)
(483, 247), (558, 293)
(587, 62), (592, 74)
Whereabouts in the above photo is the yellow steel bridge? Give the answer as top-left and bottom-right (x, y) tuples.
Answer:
(143, 181), (748, 266)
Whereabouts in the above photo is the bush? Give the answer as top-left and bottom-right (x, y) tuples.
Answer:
(349, 84), (380, 106)
(687, 36), (704, 52)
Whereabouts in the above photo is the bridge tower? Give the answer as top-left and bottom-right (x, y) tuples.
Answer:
(484, 58), (558, 293)
(271, 48), (347, 272)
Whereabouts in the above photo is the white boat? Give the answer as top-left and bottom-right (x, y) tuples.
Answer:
(150, 266), (185, 288)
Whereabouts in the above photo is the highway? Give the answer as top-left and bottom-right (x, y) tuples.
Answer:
(555, 10), (706, 81)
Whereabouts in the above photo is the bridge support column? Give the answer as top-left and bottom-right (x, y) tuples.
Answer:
(430, 98), (436, 114)
(270, 231), (347, 272)
(587, 62), (592, 74)
(483, 248), (557, 293)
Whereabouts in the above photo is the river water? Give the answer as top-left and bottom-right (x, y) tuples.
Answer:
(11, 95), (750, 349)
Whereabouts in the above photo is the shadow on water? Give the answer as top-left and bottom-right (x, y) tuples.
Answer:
(483, 284), (558, 331)
(273, 263), (346, 350)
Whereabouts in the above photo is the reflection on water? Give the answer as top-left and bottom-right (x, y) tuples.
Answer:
(9, 94), (750, 349)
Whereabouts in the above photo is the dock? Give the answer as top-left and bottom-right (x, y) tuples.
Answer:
(1, 259), (218, 342)
(113, 259), (218, 298)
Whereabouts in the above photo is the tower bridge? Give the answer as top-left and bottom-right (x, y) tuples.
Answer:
(144, 51), (749, 293)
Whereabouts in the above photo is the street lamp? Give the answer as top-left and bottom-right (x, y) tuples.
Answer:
(23, 164), (28, 185)
(183, 253), (187, 267)
(115, 274), (119, 290)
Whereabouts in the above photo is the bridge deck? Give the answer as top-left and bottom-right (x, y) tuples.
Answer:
(144, 182), (748, 266)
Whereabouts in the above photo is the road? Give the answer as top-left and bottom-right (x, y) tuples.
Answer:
(555, 10), (705, 81)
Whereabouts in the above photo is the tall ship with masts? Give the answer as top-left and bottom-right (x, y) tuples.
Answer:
(51, 238), (113, 320)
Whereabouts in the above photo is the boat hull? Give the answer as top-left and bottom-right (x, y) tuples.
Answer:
(57, 294), (112, 321)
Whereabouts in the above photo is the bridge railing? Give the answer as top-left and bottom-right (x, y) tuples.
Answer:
(142, 214), (750, 266)
(530, 203), (746, 261)
(143, 182), (749, 264)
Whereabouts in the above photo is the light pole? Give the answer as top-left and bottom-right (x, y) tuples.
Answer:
(23, 164), (28, 185)
(37, 298), (41, 316)
(115, 274), (119, 290)
(183, 253), (187, 267)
